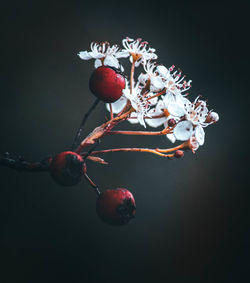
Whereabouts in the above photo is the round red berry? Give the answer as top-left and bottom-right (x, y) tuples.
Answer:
(96, 188), (136, 225)
(50, 151), (84, 186)
(89, 66), (126, 103)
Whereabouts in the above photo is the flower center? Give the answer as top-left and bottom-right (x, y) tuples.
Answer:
(189, 110), (199, 122)
(132, 53), (142, 62)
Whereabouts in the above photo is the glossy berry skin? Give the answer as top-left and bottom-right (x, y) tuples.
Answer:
(50, 151), (84, 186)
(89, 66), (126, 103)
(96, 188), (136, 225)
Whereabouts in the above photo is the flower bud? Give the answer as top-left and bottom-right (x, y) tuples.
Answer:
(174, 150), (184, 158)
(167, 118), (176, 127)
(205, 112), (219, 123)
(182, 137), (199, 153)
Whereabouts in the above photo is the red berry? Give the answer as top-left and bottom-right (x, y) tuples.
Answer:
(89, 66), (126, 103)
(50, 151), (84, 186)
(96, 188), (136, 225)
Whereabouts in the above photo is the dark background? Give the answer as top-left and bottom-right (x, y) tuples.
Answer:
(0, 0), (249, 282)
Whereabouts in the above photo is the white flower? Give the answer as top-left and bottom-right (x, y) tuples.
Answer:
(106, 85), (158, 125)
(123, 82), (150, 127)
(205, 111), (219, 123)
(122, 37), (157, 66)
(168, 96), (215, 145)
(145, 99), (179, 143)
(183, 135), (200, 152)
(146, 100), (167, 128)
(164, 66), (192, 95)
(78, 42), (128, 69)
(156, 65), (192, 109)
(138, 61), (166, 92)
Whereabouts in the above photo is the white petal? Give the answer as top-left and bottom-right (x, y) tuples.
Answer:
(122, 86), (130, 97)
(94, 59), (102, 68)
(78, 51), (92, 60)
(175, 93), (186, 105)
(137, 113), (146, 128)
(163, 92), (175, 107)
(135, 60), (141, 67)
(157, 65), (168, 77)
(125, 94), (137, 110)
(174, 120), (193, 141)
(138, 73), (149, 85)
(116, 51), (130, 58)
(194, 124), (205, 146)
(167, 103), (186, 117)
(181, 97), (192, 107)
(150, 77), (165, 92)
(210, 112), (219, 122)
(128, 112), (139, 124)
(148, 96), (158, 106)
(104, 55), (119, 69)
(166, 133), (176, 143)
(146, 116), (166, 128)
(155, 100), (165, 112)
(106, 96), (128, 114)
(89, 51), (104, 59)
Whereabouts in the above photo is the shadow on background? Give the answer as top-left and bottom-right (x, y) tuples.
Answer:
(0, 0), (249, 282)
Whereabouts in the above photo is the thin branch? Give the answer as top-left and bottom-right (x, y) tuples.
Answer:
(82, 147), (175, 158)
(71, 98), (100, 151)
(107, 127), (172, 136)
(156, 143), (185, 153)
(75, 109), (134, 153)
(146, 88), (166, 101)
(84, 172), (101, 196)
(83, 140), (101, 161)
(0, 153), (51, 172)
(130, 60), (135, 93)
(109, 103), (113, 119)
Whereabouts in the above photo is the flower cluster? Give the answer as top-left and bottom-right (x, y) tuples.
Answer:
(79, 37), (219, 152)
(0, 36), (220, 226)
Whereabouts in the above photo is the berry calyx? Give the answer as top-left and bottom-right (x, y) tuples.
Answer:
(89, 66), (126, 103)
(96, 188), (136, 225)
(50, 151), (84, 186)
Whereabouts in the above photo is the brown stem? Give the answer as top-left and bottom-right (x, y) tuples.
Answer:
(109, 103), (113, 119)
(82, 148), (175, 158)
(146, 88), (166, 101)
(75, 109), (134, 154)
(107, 127), (172, 136)
(130, 61), (135, 93)
(128, 113), (166, 120)
(155, 143), (185, 153)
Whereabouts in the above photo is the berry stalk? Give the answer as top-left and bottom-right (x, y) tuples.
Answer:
(71, 98), (100, 151)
